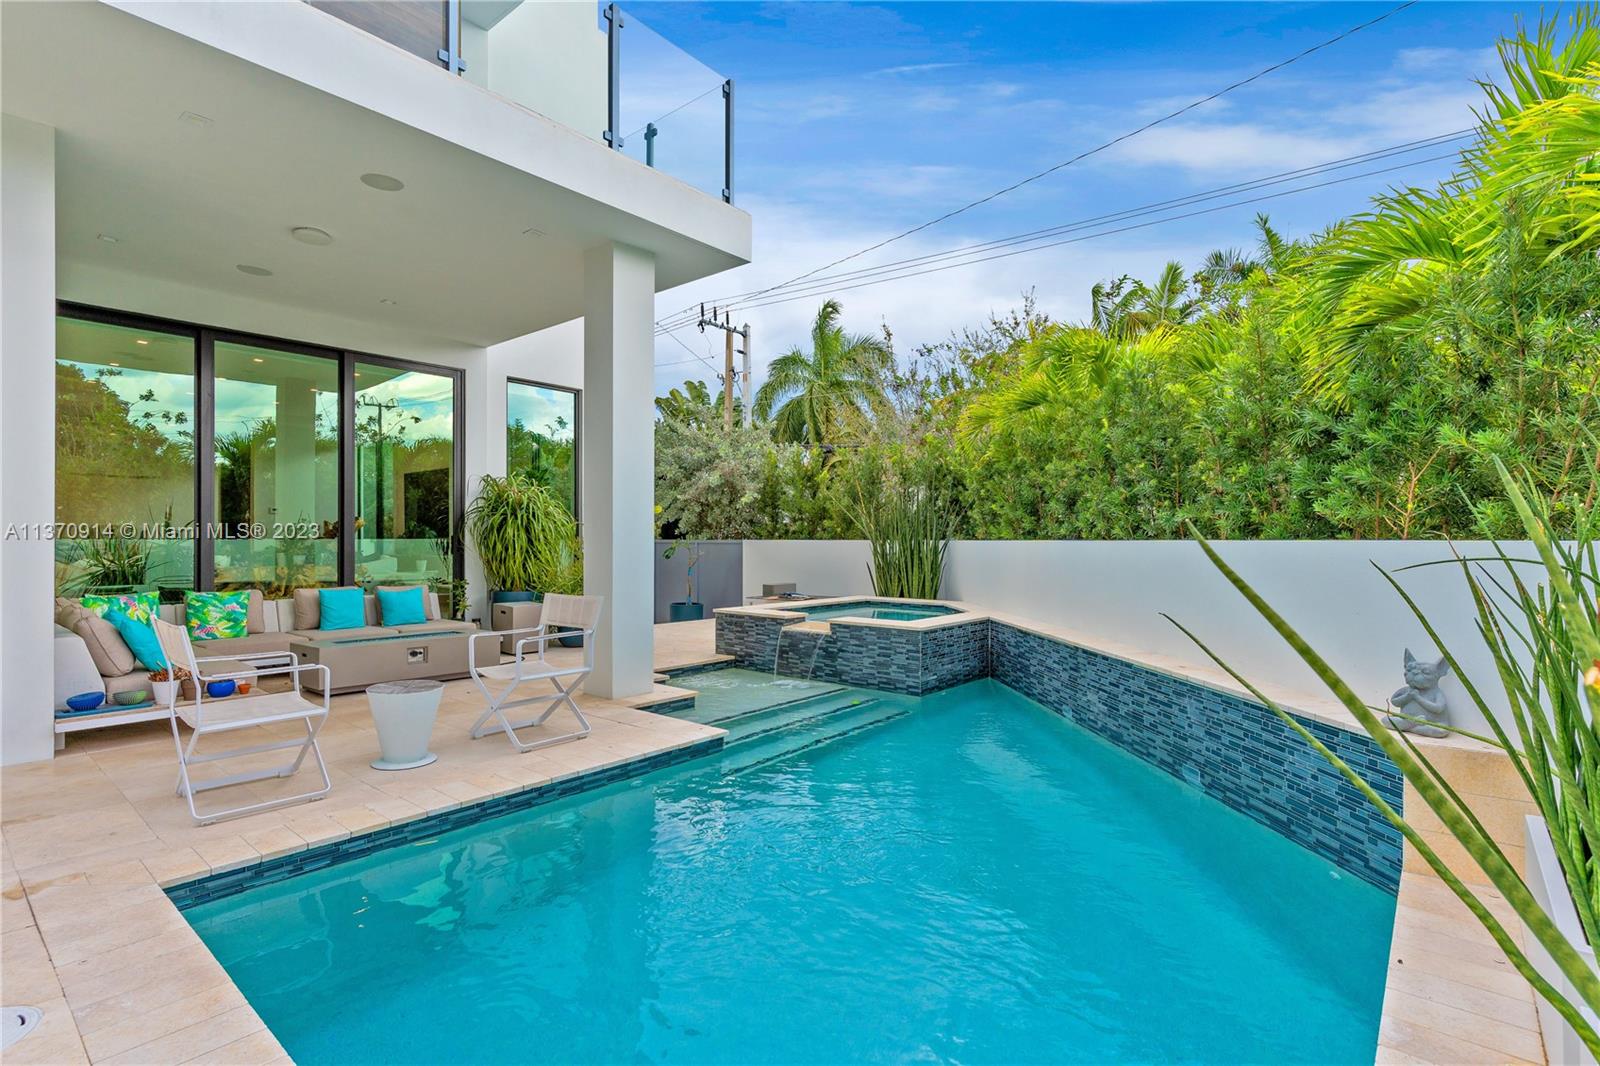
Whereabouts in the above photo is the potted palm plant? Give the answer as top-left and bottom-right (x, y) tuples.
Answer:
(466, 472), (577, 604)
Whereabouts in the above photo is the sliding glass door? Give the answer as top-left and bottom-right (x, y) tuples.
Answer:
(212, 341), (341, 594)
(54, 316), (197, 596)
(53, 307), (463, 595)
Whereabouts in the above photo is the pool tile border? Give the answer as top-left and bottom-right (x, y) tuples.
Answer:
(990, 620), (1403, 892)
(164, 736), (725, 910)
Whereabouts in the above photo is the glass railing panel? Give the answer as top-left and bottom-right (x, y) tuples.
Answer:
(616, 7), (729, 200)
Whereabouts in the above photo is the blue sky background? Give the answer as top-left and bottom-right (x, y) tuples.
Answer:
(631, 1), (1553, 392)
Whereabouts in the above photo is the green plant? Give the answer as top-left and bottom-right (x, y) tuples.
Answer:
(465, 472), (578, 594)
(428, 576), (470, 621)
(1169, 452), (1600, 1054)
(68, 533), (149, 594)
(852, 478), (950, 599)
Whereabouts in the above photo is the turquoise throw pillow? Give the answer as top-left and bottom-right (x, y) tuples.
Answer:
(318, 587), (366, 630)
(105, 608), (167, 671)
(376, 586), (426, 626)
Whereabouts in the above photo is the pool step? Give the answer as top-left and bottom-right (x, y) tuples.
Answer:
(686, 685), (850, 732)
(722, 699), (908, 775)
(717, 689), (886, 745)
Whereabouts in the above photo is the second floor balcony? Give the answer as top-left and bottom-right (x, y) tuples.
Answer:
(310, 0), (735, 203)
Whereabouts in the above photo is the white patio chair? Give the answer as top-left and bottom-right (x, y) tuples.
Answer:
(155, 618), (333, 825)
(467, 594), (603, 753)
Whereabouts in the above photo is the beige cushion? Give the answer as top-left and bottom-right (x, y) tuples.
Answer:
(376, 585), (439, 622)
(193, 632), (295, 658)
(72, 614), (137, 677)
(55, 597), (89, 631)
(245, 589), (266, 634)
(292, 588), (321, 631)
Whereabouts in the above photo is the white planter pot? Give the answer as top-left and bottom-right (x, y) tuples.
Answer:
(366, 680), (443, 771)
(151, 680), (178, 708)
(1526, 814), (1599, 1065)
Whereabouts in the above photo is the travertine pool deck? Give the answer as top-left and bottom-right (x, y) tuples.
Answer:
(2, 613), (1544, 1064)
(1, 622), (725, 1064)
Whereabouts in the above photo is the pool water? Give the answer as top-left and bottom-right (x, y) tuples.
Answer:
(184, 679), (1395, 1065)
(799, 599), (958, 622)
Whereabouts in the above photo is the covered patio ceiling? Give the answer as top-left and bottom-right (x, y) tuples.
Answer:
(2, 1), (748, 348)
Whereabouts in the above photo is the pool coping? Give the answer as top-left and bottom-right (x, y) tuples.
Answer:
(165, 735), (726, 910)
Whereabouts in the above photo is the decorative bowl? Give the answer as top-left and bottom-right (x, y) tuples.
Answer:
(65, 692), (105, 712)
(206, 679), (237, 698)
(114, 689), (151, 706)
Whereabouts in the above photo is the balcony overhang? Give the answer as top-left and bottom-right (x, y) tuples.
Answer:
(1, 1), (752, 348)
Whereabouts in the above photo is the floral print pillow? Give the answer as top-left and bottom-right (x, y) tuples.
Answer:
(184, 591), (250, 641)
(81, 591), (160, 624)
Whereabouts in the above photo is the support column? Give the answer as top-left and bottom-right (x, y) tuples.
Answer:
(1, 115), (58, 764)
(581, 242), (655, 699)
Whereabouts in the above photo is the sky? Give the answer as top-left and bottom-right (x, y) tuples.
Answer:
(629, 0), (1552, 395)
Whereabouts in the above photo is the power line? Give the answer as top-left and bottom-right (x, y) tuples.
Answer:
(662, 327), (720, 374)
(687, 148), (1463, 319)
(654, 0), (1418, 330)
(655, 129), (1471, 333)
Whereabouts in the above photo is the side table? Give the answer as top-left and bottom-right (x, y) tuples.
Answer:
(366, 679), (444, 770)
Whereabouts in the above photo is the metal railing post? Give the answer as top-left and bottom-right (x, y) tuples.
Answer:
(645, 123), (658, 167)
(438, 0), (466, 74)
(722, 78), (735, 203)
(604, 4), (624, 150)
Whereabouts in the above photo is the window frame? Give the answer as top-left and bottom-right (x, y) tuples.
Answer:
(56, 302), (465, 589)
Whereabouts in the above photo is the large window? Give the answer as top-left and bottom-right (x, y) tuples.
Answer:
(212, 342), (341, 594)
(356, 361), (457, 585)
(53, 308), (463, 595)
(507, 380), (579, 518)
(54, 317), (197, 596)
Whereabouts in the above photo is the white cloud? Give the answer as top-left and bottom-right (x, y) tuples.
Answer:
(1104, 122), (1368, 175)
(652, 199), (1207, 395)
(871, 62), (966, 77)
(1396, 46), (1499, 74)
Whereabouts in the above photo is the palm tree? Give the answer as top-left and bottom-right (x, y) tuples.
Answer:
(755, 299), (891, 446)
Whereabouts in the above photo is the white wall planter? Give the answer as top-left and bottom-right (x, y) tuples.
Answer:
(1526, 813), (1599, 1065)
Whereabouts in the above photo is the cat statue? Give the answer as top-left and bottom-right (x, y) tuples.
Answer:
(1386, 649), (1451, 738)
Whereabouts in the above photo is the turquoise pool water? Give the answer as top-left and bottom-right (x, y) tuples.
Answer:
(799, 599), (958, 622)
(184, 679), (1394, 1064)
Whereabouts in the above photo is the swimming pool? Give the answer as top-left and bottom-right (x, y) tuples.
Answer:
(183, 679), (1393, 1064)
(798, 599), (959, 622)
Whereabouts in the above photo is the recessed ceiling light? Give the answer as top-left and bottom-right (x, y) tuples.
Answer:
(378, 297), (398, 306)
(360, 173), (404, 192)
(290, 226), (334, 246)
(179, 111), (214, 128)
(108, 361), (121, 367)
(236, 264), (273, 277)
(251, 357), (265, 364)
(135, 339), (149, 345)
(96, 233), (120, 244)
(522, 227), (546, 238)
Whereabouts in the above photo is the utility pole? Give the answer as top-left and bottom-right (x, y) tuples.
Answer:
(697, 304), (751, 433)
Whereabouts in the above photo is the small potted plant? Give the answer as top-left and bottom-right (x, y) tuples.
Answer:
(663, 542), (706, 622)
(148, 665), (190, 708)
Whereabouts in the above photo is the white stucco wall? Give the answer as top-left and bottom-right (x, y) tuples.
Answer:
(741, 538), (1549, 734)
(1, 115), (60, 765)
